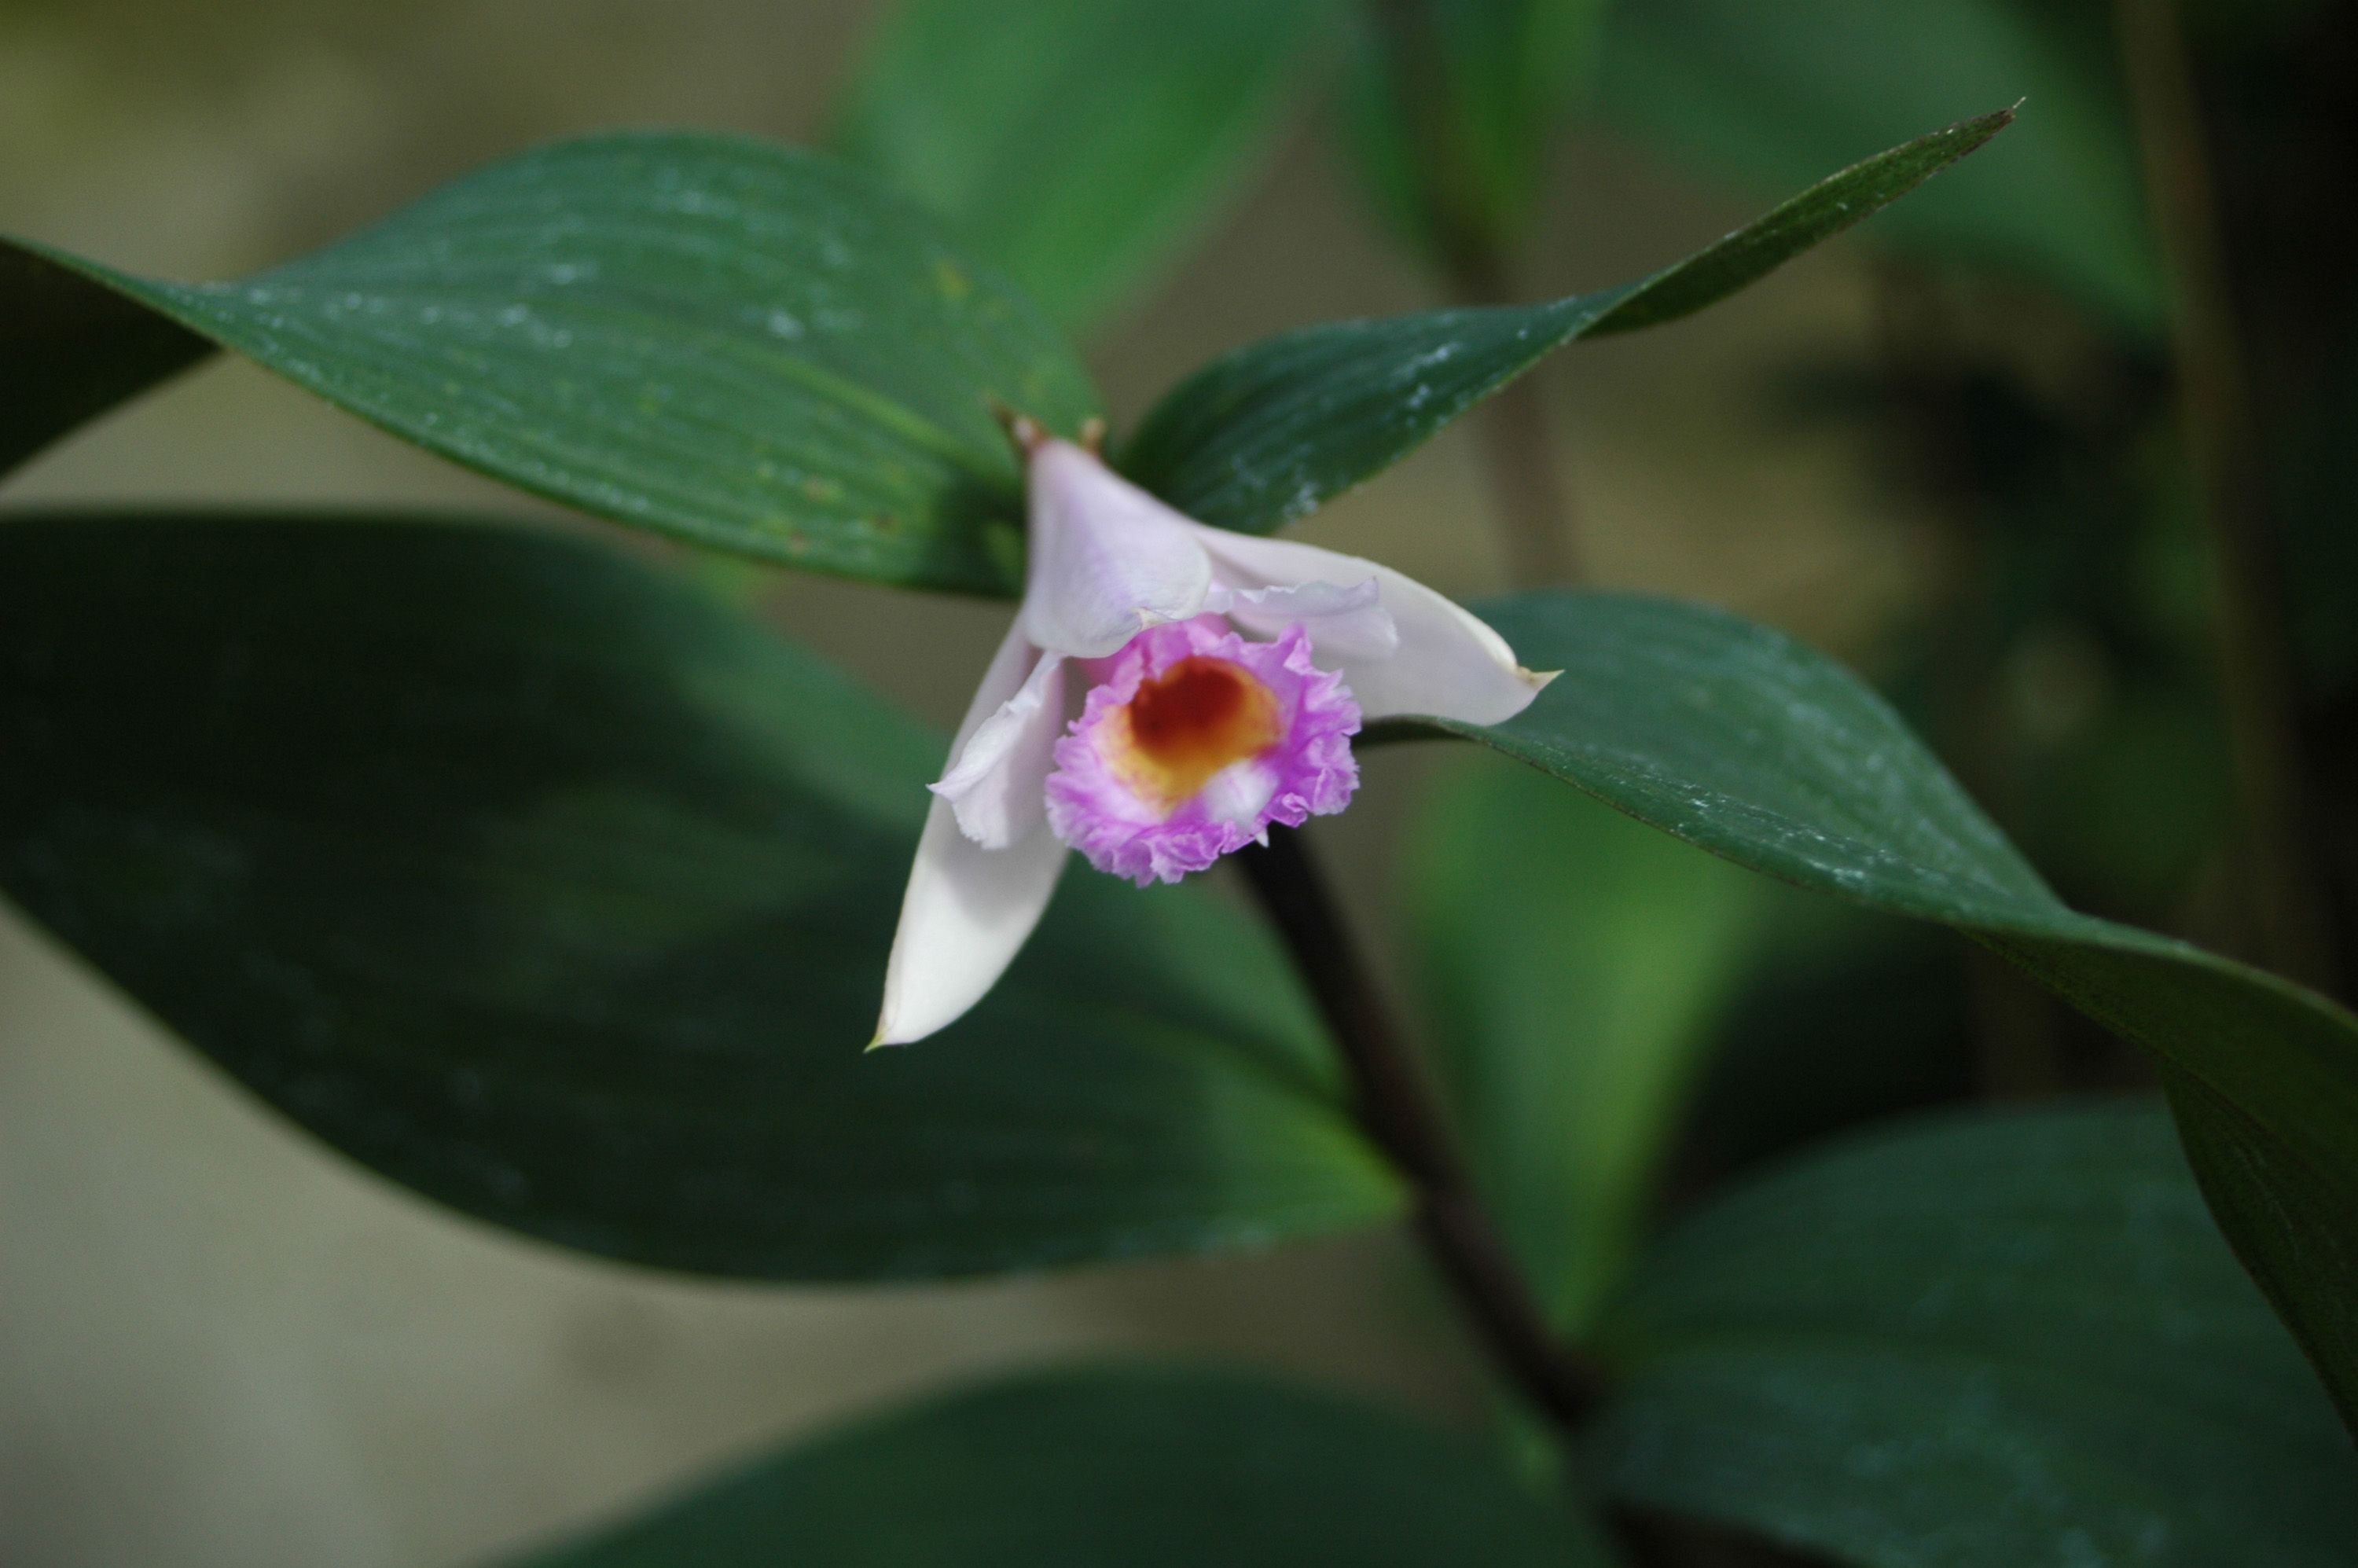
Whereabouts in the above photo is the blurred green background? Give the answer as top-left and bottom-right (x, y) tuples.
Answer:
(6, 1), (2351, 1563)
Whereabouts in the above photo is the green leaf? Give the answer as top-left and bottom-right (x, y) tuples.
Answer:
(5, 132), (1101, 594)
(1600, 0), (2163, 333)
(1408, 751), (1762, 1332)
(2159, 1063), (2358, 1456)
(832, 0), (1332, 334)
(1339, 0), (1613, 267)
(1589, 1103), (2358, 1567)
(1121, 110), (2013, 533)
(0, 239), (212, 479)
(514, 1364), (1622, 1566)
(0, 513), (1400, 1279)
(1679, 902), (1976, 1174)
(1372, 590), (2358, 1431)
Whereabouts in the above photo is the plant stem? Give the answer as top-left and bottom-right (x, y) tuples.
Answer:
(1451, 252), (1583, 589)
(1476, 372), (1580, 588)
(2114, 0), (2340, 993)
(1236, 824), (1607, 1430)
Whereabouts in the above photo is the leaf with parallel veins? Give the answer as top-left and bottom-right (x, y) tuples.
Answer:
(0, 513), (1400, 1280)
(4, 133), (1101, 594)
(1122, 109), (2013, 532)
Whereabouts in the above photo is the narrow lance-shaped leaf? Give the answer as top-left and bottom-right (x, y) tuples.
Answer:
(513, 1366), (1623, 1567)
(0, 241), (211, 479)
(832, 0), (1334, 334)
(0, 514), (1400, 1280)
(2, 133), (1102, 595)
(1372, 589), (2358, 1433)
(1121, 109), (2012, 533)
(1600, 0), (2162, 334)
(1589, 1103), (2358, 1567)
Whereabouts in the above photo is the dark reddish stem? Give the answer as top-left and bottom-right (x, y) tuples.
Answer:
(1236, 825), (1607, 1429)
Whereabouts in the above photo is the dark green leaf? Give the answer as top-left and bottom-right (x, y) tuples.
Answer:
(515, 1364), (1621, 1566)
(1601, 0), (2162, 332)
(0, 513), (1399, 1279)
(6, 133), (1101, 594)
(0, 239), (212, 479)
(2160, 1064), (2358, 1455)
(1408, 751), (1762, 1331)
(833, 0), (1332, 333)
(1372, 590), (2358, 1430)
(1589, 1103), (2358, 1567)
(1122, 111), (2012, 533)
(1678, 901), (1977, 1175)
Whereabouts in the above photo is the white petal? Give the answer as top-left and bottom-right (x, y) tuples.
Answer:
(1022, 440), (1211, 658)
(1192, 525), (1553, 725)
(932, 641), (1067, 850)
(930, 615), (1039, 795)
(873, 795), (1069, 1046)
(1196, 758), (1280, 826)
(1214, 577), (1399, 663)
(879, 614), (1070, 1045)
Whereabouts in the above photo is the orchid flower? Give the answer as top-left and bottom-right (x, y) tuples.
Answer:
(873, 419), (1555, 1045)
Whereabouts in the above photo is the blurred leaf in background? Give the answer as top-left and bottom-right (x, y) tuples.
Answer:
(517, 1366), (1623, 1566)
(0, 243), (211, 476)
(1848, 314), (2241, 932)
(1341, 0), (1612, 282)
(1408, 751), (1761, 1333)
(1675, 900), (1977, 1177)
(1600, 0), (2163, 335)
(831, 0), (1336, 335)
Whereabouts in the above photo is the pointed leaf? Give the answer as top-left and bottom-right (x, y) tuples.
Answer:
(2159, 1063), (2358, 1449)
(1601, 0), (2162, 333)
(1121, 110), (2011, 532)
(1372, 590), (2358, 1432)
(0, 514), (1398, 1279)
(0, 240), (211, 479)
(6, 132), (1102, 594)
(833, 0), (1332, 333)
(515, 1366), (1622, 1566)
(1590, 1103), (2358, 1566)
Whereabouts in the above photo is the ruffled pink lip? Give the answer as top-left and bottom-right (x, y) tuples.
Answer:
(1045, 615), (1361, 887)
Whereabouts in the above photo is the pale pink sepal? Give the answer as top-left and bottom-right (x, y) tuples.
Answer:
(1191, 526), (1555, 725)
(880, 612), (1071, 1045)
(931, 618), (1067, 849)
(1021, 440), (1211, 659)
(1210, 577), (1399, 664)
(872, 794), (1067, 1046)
